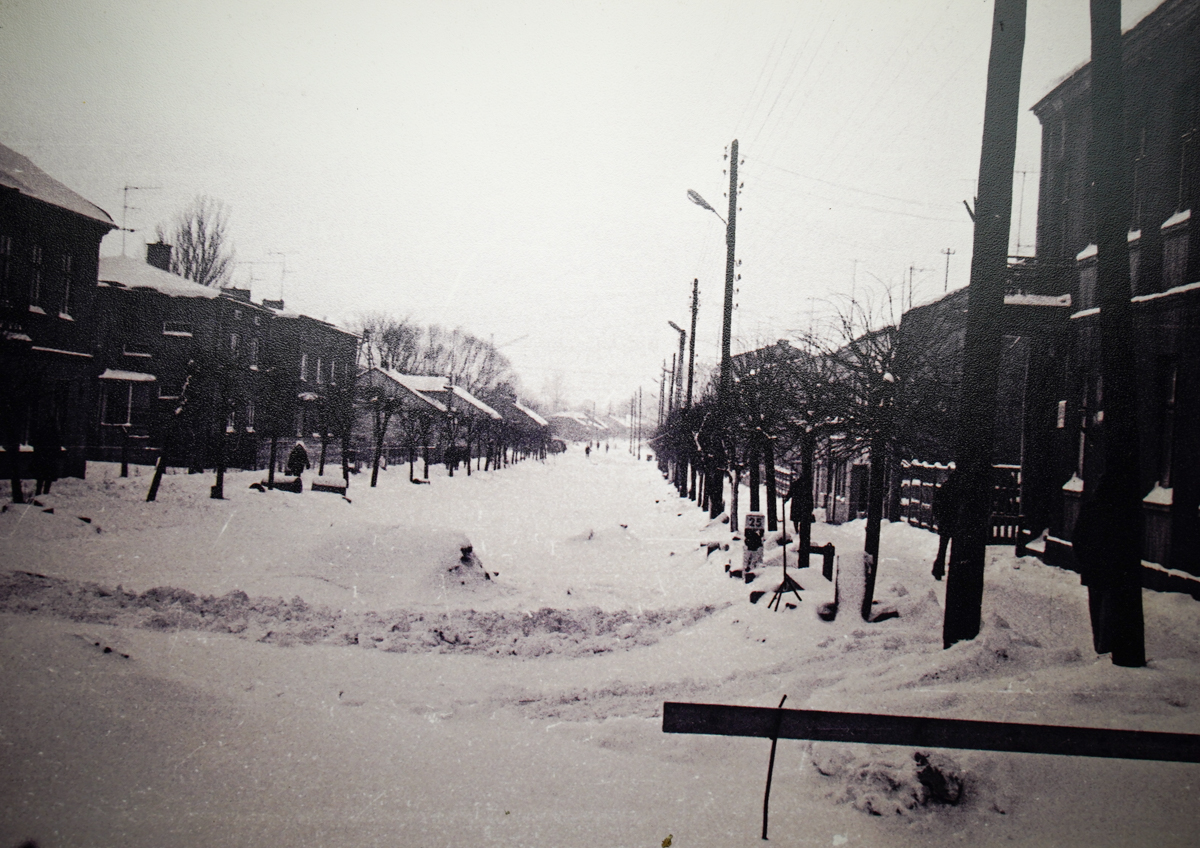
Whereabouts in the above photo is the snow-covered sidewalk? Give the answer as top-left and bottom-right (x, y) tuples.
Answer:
(2, 449), (1199, 847)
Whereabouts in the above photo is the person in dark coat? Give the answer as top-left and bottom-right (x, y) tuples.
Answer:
(930, 470), (959, 580)
(286, 441), (310, 478)
(786, 473), (807, 534)
(31, 419), (61, 496)
(1071, 474), (1135, 655)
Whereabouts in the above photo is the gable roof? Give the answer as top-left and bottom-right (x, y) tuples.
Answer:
(0, 143), (114, 227)
(513, 400), (549, 427)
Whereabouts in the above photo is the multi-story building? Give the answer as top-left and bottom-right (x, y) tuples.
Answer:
(95, 245), (272, 470)
(1027, 0), (1200, 588)
(0, 142), (115, 482)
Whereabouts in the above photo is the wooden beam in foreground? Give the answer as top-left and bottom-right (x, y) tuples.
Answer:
(662, 702), (1200, 763)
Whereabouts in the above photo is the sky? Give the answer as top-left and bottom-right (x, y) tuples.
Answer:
(0, 0), (1165, 412)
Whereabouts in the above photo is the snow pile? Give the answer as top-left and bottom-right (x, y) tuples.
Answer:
(2, 455), (1199, 847)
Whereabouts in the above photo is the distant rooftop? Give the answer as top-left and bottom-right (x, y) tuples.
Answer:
(0, 143), (114, 227)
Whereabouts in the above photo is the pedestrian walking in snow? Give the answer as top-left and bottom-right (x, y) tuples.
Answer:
(585, 444), (591, 458)
(286, 441), (310, 478)
(31, 418), (61, 496)
(785, 474), (807, 534)
(931, 470), (959, 580)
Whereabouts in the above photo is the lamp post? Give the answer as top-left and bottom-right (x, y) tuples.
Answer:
(688, 139), (740, 517)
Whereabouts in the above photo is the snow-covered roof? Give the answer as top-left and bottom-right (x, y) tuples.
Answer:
(1128, 228), (1142, 242)
(450, 385), (501, 420)
(99, 368), (155, 382)
(0, 143), (114, 227)
(390, 373), (449, 394)
(371, 369), (449, 413)
(99, 256), (219, 299)
(1076, 243), (1098, 262)
(513, 401), (549, 428)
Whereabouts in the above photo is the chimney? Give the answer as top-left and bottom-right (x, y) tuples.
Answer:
(262, 298), (285, 311)
(221, 287), (253, 303)
(146, 241), (172, 271)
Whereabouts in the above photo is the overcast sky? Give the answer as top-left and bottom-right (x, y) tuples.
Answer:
(1, 0), (1163, 412)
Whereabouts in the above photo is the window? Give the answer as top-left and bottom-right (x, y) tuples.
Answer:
(233, 308), (243, 320)
(226, 409), (236, 433)
(59, 253), (73, 317)
(330, 360), (339, 384)
(101, 382), (133, 426)
(248, 337), (259, 369)
(300, 353), (309, 381)
(230, 332), (239, 354)
(29, 244), (43, 308)
(124, 344), (152, 358)
(163, 321), (193, 337)
(246, 399), (255, 431)
(315, 356), (325, 384)
(1158, 361), (1177, 488)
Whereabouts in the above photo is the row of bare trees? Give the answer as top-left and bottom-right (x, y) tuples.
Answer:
(656, 283), (963, 621)
(355, 313), (515, 397)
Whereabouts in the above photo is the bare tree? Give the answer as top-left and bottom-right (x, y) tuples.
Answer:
(156, 195), (235, 287)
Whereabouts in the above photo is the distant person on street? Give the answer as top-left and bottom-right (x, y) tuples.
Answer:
(286, 441), (310, 478)
(931, 470), (959, 580)
(31, 418), (61, 496)
(585, 444), (591, 458)
(785, 473), (807, 534)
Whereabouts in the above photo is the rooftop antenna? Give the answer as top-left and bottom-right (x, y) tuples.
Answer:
(267, 250), (289, 302)
(121, 185), (161, 256)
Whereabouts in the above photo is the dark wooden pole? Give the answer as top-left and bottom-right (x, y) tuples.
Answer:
(943, 0), (1027, 648)
(1088, 0), (1144, 667)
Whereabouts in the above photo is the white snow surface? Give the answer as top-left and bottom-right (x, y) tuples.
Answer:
(2, 450), (1199, 846)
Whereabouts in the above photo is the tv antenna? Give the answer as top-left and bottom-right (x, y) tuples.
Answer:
(121, 185), (161, 256)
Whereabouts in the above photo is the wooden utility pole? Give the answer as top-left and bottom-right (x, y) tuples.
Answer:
(941, 248), (956, 292)
(943, 0), (1027, 649)
(1087, 0), (1144, 667)
(719, 140), (739, 399)
(686, 279), (699, 409)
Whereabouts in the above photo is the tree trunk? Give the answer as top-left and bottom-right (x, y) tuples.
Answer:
(764, 438), (778, 533)
(730, 460), (741, 533)
(268, 432), (278, 488)
(798, 431), (816, 559)
(370, 409), (392, 488)
(861, 431), (889, 619)
(749, 440), (761, 513)
(210, 431), (226, 500)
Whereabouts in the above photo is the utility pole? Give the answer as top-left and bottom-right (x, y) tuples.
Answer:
(658, 361), (667, 426)
(686, 279), (699, 409)
(719, 139), (739, 401)
(941, 248), (956, 292)
(267, 250), (290, 302)
(943, 0), (1027, 650)
(668, 352), (678, 417)
(1087, 0), (1144, 667)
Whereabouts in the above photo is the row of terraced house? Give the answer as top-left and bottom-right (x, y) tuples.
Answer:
(0, 142), (550, 492)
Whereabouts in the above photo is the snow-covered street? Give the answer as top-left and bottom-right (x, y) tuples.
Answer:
(3, 448), (1200, 847)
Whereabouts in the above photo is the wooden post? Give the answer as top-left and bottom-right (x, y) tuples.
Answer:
(943, 0), (1027, 648)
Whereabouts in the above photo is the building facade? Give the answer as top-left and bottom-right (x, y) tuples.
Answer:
(0, 143), (115, 483)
